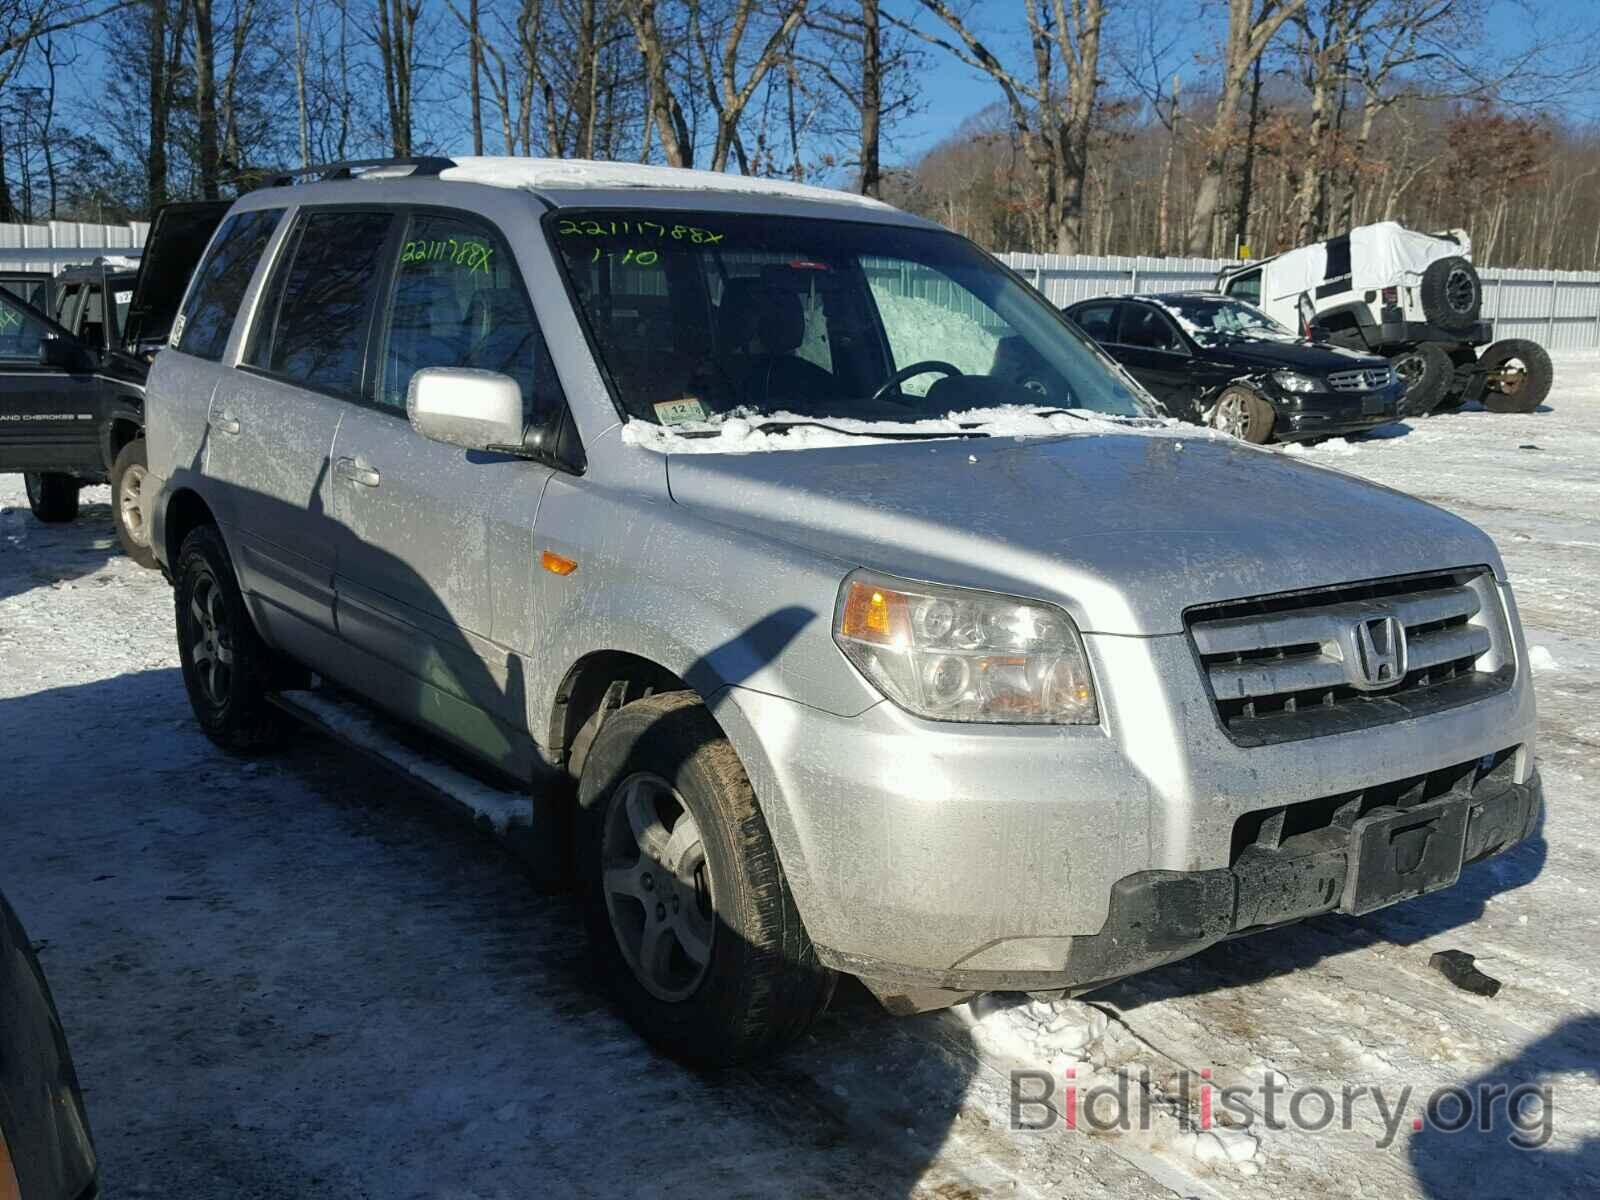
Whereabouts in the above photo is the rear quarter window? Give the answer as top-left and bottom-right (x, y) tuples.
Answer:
(173, 208), (283, 361)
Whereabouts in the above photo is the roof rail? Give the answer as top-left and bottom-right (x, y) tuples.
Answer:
(267, 156), (458, 188)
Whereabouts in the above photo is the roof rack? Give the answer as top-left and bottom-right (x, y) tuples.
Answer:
(267, 156), (458, 188)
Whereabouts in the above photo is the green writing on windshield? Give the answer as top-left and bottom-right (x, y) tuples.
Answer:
(403, 238), (493, 274)
(558, 217), (724, 245)
(590, 246), (659, 267)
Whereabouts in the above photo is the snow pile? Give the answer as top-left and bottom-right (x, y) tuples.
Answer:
(438, 156), (895, 210)
(621, 405), (1185, 454)
(1528, 644), (1560, 673)
(958, 993), (1110, 1072)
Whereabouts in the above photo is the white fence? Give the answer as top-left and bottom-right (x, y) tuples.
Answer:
(0, 220), (150, 272)
(998, 252), (1600, 352)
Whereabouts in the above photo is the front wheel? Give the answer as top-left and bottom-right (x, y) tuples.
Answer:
(111, 439), (157, 569)
(1210, 386), (1275, 443)
(578, 692), (834, 1064)
(175, 524), (289, 753)
(1391, 342), (1453, 417)
(23, 472), (79, 523)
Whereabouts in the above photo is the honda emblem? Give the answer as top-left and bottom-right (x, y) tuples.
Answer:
(1351, 615), (1407, 690)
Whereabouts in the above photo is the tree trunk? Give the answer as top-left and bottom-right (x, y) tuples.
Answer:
(193, 0), (220, 198)
(858, 0), (881, 196)
(1156, 73), (1180, 254)
(469, 0), (483, 154)
(1186, 0), (1306, 254)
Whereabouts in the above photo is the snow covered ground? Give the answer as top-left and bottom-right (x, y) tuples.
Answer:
(2, 360), (1597, 1198)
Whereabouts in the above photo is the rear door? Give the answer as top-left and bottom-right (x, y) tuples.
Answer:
(1110, 302), (1199, 419)
(0, 289), (101, 473)
(123, 201), (233, 355)
(202, 206), (393, 663)
(327, 208), (557, 777)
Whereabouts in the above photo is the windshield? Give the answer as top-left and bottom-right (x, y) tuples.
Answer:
(1157, 296), (1295, 346)
(547, 209), (1151, 430)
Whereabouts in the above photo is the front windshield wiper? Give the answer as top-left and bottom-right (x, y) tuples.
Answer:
(753, 418), (989, 441)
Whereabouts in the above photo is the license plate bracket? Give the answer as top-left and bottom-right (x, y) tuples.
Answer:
(1340, 800), (1469, 916)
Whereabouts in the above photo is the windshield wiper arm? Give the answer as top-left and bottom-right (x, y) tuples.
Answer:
(754, 419), (988, 440)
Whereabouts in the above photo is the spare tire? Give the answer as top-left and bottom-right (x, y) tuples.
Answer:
(1391, 342), (1453, 417)
(1480, 339), (1553, 414)
(1419, 256), (1481, 331)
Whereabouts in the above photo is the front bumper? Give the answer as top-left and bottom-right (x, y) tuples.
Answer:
(822, 769), (1541, 995)
(1272, 381), (1405, 441)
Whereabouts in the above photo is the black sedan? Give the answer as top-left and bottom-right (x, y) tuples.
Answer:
(1063, 293), (1404, 443)
(0, 890), (97, 1200)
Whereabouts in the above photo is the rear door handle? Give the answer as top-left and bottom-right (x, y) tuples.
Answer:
(334, 456), (381, 488)
(210, 411), (241, 436)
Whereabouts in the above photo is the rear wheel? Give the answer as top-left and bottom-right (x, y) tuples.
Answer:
(1480, 339), (1553, 414)
(175, 524), (289, 753)
(22, 472), (79, 523)
(1433, 347), (1484, 413)
(111, 439), (157, 569)
(1391, 343), (1453, 417)
(578, 691), (834, 1064)
(1209, 386), (1275, 444)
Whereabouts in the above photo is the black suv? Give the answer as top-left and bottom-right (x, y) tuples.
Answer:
(1063, 293), (1404, 444)
(0, 202), (228, 566)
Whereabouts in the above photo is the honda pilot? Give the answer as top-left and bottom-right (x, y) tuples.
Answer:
(143, 157), (1542, 1063)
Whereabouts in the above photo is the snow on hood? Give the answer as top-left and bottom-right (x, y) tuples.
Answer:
(437, 156), (895, 210)
(621, 405), (1191, 454)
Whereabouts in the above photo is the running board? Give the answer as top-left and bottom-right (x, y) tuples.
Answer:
(270, 686), (534, 837)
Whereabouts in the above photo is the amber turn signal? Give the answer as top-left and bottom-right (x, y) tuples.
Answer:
(541, 550), (578, 576)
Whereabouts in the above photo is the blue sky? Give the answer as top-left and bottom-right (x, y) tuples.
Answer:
(882, 0), (1600, 165)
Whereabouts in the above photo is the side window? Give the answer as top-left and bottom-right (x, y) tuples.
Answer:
(379, 213), (565, 427)
(1070, 302), (1118, 342)
(77, 285), (107, 347)
(173, 208), (283, 362)
(1226, 270), (1262, 305)
(53, 283), (81, 330)
(1118, 304), (1182, 352)
(249, 209), (394, 397)
(0, 292), (49, 363)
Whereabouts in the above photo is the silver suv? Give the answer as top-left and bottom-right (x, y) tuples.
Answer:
(144, 157), (1543, 1063)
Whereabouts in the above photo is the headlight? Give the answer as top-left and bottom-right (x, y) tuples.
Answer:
(833, 570), (1097, 724)
(1273, 370), (1320, 393)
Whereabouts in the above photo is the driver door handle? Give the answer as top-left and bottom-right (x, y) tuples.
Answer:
(334, 456), (381, 488)
(210, 411), (241, 436)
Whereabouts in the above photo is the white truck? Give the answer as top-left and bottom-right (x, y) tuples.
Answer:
(1215, 222), (1552, 417)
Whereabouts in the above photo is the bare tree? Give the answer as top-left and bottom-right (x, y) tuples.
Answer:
(904, 0), (1108, 254)
(687, 0), (809, 173)
(1185, 0), (1306, 254)
(374, 0), (421, 155)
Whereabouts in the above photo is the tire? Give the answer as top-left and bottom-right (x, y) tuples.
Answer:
(110, 439), (157, 569)
(22, 472), (79, 523)
(1209, 385), (1275, 443)
(1432, 346), (1484, 413)
(1391, 343), (1453, 417)
(174, 524), (289, 753)
(1419, 256), (1482, 332)
(1479, 338), (1554, 414)
(578, 691), (835, 1064)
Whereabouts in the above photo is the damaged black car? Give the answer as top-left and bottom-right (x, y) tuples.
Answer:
(1063, 292), (1404, 444)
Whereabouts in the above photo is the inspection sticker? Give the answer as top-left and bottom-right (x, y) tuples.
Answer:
(653, 398), (708, 426)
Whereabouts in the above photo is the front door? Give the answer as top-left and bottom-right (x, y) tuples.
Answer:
(200, 206), (389, 661)
(329, 209), (558, 778)
(1111, 303), (1200, 420)
(0, 290), (100, 474)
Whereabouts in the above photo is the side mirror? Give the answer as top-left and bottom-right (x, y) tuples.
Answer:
(39, 337), (95, 371)
(407, 367), (525, 452)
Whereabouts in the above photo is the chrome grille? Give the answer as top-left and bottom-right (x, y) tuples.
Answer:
(1186, 569), (1514, 746)
(1327, 367), (1394, 392)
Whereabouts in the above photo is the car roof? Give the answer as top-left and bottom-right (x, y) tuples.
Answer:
(231, 155), (942, 231)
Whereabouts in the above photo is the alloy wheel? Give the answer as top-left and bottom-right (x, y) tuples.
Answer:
(188, 571), (235, 709)
(601, 772), (717, 1002)
(1215, 394), (1249, 438)
(118, 463), (150, 547)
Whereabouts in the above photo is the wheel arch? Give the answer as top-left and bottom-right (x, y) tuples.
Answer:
(97, 398), (145, 474)
(160, 485), (219, 575)
(549, 650), (697, 782)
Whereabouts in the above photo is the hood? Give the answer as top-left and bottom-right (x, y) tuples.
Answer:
(663, 431), (1501, 636)
(122, 200), (231, 352)
(1199, 337), (1384, 374)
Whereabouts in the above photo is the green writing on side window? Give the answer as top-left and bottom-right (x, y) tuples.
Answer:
(0, 308), (20, 332)
(558, 218), (724, 245)
(403, 238), (493, 274)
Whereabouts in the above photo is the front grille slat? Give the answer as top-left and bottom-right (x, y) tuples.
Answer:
(1327, 367), (1394, 392)
(1187, 569), (1512, 747)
